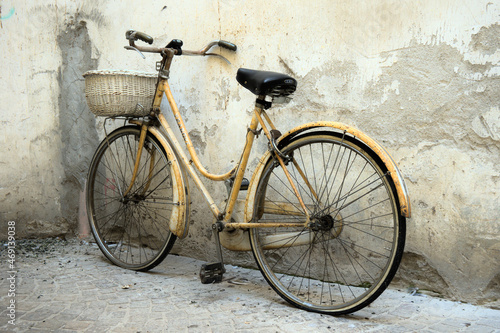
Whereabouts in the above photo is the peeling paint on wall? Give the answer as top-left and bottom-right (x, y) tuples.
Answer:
(57, 11), (99, 226)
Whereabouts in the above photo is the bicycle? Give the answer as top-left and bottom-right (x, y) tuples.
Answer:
(84, 30), (411, 315)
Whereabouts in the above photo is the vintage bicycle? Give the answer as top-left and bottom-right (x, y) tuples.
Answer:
(83, 30), (411, 315)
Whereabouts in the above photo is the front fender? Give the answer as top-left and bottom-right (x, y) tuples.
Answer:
(147, 126), (191, 238)
(245, 121), (411, 221)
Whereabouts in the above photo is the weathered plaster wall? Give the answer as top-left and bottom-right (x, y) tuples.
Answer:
(0, 0), (498, 305)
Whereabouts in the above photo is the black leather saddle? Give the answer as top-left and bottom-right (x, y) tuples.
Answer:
(236, 68), (297, 97)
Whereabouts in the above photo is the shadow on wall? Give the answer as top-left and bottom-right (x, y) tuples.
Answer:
(57, 12), (99, 233)
(393, 252), (451, 298)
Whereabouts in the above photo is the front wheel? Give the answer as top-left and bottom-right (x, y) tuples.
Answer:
(249, 132), (406, 315)
(86, 126), (178, 271)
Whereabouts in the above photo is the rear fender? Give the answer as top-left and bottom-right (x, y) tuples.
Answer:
(244, 121), (411, 222)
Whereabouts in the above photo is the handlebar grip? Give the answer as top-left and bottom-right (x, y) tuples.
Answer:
(126, 30), (154, 45)
(218, 40), (237, 52)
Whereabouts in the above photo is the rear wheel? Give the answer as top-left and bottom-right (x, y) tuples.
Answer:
(87, 126), (177, 271)
(249, 132), (405, 315)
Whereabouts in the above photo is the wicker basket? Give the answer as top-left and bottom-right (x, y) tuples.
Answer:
(83, 70), (157, 117)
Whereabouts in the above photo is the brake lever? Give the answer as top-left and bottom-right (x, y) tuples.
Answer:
(204, 52), (231, 65)
(124, 46), (146, 59)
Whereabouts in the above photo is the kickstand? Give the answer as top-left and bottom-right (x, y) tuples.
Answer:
(199, 222), (226, 284)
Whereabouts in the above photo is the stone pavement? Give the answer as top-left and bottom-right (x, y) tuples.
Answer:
(1, 238), (499, 333)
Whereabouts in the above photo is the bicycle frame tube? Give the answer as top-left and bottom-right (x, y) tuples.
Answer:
(151, 79), (264, 221)
(141, 76), (311, 226)
(156, 111), (223, 219)
(220, 112), (258, 223)
(162, 81), (237, 181)
(253, 109), (311, 222)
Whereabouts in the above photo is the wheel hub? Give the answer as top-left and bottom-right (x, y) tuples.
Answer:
(121, 193), (144, 205)
(317, 215), (334, 231)
(309, 213), (343, 237)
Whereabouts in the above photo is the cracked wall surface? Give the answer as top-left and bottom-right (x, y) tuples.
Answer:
(0, 0), (498, 306)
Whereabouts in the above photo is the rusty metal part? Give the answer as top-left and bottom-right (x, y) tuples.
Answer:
(179, 40), (234, 64)
(126, 37), (234, 64)
(269, 129), (289, 160)
(124, 45), (146, 59)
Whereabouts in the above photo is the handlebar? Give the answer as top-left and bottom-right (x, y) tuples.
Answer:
(126, 30), (154, 45)
(125, 30), (237, 62)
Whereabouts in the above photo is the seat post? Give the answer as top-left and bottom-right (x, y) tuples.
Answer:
(255, 95), (272, 110)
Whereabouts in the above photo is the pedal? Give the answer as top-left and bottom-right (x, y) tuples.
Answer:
(199, 262), (225, 284)
(200, 222), (226, 284)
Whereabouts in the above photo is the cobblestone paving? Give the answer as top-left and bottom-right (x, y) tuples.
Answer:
(1, 239), (499, 332)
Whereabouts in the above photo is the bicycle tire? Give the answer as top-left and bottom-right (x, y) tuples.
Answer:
(249, 132), (406, 315)
(86, 126), (177, 271)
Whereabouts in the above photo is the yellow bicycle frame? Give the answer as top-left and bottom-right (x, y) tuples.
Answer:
(129, 77), (310, 238)
(126, 50), (410, 239)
